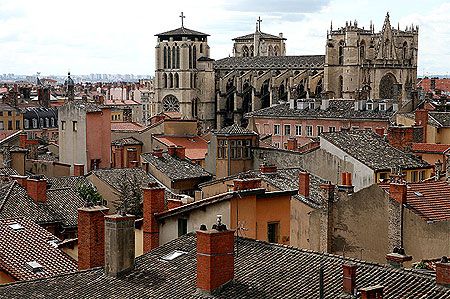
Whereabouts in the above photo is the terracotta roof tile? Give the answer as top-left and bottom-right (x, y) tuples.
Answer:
(153, 136), (208, 160)
(412, 143), (450, 154)
(111, 122), (145, 132)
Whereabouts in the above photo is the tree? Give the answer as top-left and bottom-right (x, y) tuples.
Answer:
(113, 173), (143, 218)
(77, 182), (103, 206)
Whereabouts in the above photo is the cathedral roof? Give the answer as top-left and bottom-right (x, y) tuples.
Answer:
(233, 31), (286, 41)
(214, 55), (324, 70)
(155, 27), (209, 37)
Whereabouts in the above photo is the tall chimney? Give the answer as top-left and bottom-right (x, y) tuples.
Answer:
(385, 247), (412, 268)
(26, 176), (47, 203)
(359, 285), (384, 299)
(259, 162), (277, 174)
(143, 187), (165, 253)
(343, 263), (357, 294)
(389, 183), (407, 205)
(196, 217), (235, 294)
(233, 178), (262, 191)
(104, 213), (136, 277)
(77, 206), (109, 270)
(287, 138), (298, 151)
(415, 109), (428, 142)
(299, 171), (310, 198)
(73, 163), (85, 176)
(11, 175), (27, 189)
(436, 256), (450, 287)
(175, 146), (186, 160)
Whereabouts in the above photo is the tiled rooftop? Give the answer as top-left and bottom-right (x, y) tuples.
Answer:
(91, 168), (157, 192)
(0, 233), (448, 298)
(380, 181), (450, 222)
(155, 27), (209, 37)
(153, 136), (208, 160)
(111, 122), (146, 132)
(233, 31), (285, 40)
(214, 55), (324, 70)
(412, 143), (450, 154)
(111, 136), (143, 146)
(141, 152), (212, 181)
(0, 217), (77, 281)
(321, 130), (430, 171)
(215, 123), (257, 136)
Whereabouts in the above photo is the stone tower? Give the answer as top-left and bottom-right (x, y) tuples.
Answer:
(65, 72), (75, 101)
(323, 13), (418, 105)
(154, 13), (216, 131)
(232, 17), (286, 57)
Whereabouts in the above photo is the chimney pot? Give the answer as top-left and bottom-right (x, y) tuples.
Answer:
(436, 258), (450, 287)
(73, 163), (85, 176)
(26, 176), (47, 203)
(175, 146), (186, 160)
(167, 145), (176, 156)
(143, 187), (165, 253)
(360, 285), (384, 299)
(167, 199), (182, 210)
(299, 171), (310, 198)
(343, 263), (357, 294)
(259, 163), (277, 174)
(152, 147), (163, 158)
(233, 178), (262, 191)
(389, 183), (407, 205)
(11, 175), (28, 189)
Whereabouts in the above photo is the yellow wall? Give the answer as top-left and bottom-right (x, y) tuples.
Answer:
(0, 110), (23, 130)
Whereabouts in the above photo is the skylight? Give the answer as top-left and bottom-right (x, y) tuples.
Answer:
(26, 261), (44, 273)
(9, 223), (25, 231)
(160, 250), (187, 261)
(414, 191), (423, 197)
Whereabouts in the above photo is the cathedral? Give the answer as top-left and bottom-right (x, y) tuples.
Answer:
(153, 13), (418, 130)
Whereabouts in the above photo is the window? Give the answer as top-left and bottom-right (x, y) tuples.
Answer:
(317, 126), (324, 135)
(244, 139), (251, 158)
(274, 124), (280, 135)
(0, 121), (3, 130)
(419, 170), (425, 181)
(217, 139), (227, 159)
(45, 118), (49, 127)
(274, 142), (280, 148)
(412, 171), (418, 182)
(267, 222), (280, 243)
(295, 125), (302, 136)
(284, 124), (291, 136)
(15, 120), (20, 129)
(72, 121), (77, 131)
(306, 125), (313, 136)
(329, 126), (336, 132)
(51, 118), (55, 127)
(0, 112), (2, 116)
(230, 140), (236, 159)
(8, 120), (12, 130)
(32, 118), (38, 129)
(24, 119), (29, 129)
(338, 40), (345, 65)
(178, 218), (188, 237)
(379, 103), (386, 111)
(366, 103), (373, 110)
(39, 118), (44, 128)
(7, 111), (12, 116)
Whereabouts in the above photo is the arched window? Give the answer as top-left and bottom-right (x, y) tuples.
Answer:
(200, 43), (203, 54)
(359, 40), (365, 62)
(24, 119), (29, 129)
(192, 98), (198, 118)
(162, 95), (180, 112)
(163, 73), (167, 88)
(163, 46), (167, 68)
(268, 45), (273, 56)
(51, 118), (55, 127)
(379, 73), (397, 99)
(176, 46), (180, 68)
(274, 45), (279, 56)
(172, 46), (176, 69)
(193, 45), (197, 68)
(250, 45), (254, 57)
(402, 41), (408, 60)
(193, 73), (197, 88)
(174, 73), (179, 88)
(32, 118), (37, 128)
(338, 41), (345, 65)
(40, 118), (44, 128)
(242, 46), (249, 57)
(189, 45), (192, 69)
(167, 47), (171, 69)
(338, 76), (343, 98)
(168, 73), (173, 88)
(45, 117), (49, 127)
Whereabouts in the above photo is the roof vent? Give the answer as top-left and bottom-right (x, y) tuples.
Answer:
(414, 191), (423, 197)
(9, 223), (25, 231)
(160, 250), (188, 261)
(26, 261), (44, 273)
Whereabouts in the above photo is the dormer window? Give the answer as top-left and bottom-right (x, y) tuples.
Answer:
(308, 102), (315, 109)
(366, 103), (373, 111)
(379, 103), (386, 111)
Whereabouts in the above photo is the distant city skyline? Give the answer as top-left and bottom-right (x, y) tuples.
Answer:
(0, 0), (449, 75)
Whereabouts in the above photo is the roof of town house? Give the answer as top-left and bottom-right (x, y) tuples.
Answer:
(155, 27), (209, 37)
(0, 233), (448, 298)
(244, 101), (395, 120)
(0, 217), (77, 281)
(60, 100), (103, 113)
(111, 122), (146, 132)
(411, 143), (450, 154)
(103, 99), (140, 106)
(214, 55), (324, 70)
(418, 78), (450, 93)
(321, 130), (431, 171)
(91, 168), (157, 192)
(380, 180), (450, 222)
(141, 152), (212, 181)
(233, 31), (286, 40)
(215, 123), (257, 136)
(153, 136), (208, 160)
(111, 136), (143, 146)
(400, 111), (450, 128)
(0, 167), (19, 176)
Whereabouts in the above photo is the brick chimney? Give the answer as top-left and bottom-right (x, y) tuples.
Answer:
(374, 128), (385, 137)
(233, 178), (262, 191)
(343, 263), (357, 294)
(167, 199), (182, 209)
(26, 176), (47, 203)
(167, 145), (176, 156)
(298, 171), (310, 198)
(436, 257), (450, 287)
(104, 213), (136, 277)
(259, 163), (277, 174)
(143, 187), (165, 253)
(175, 146), (186, 160)
(386, 247), (412, 268)
(19, 132), (27, 149)
(152, 147), (163, 158)
(415, 109), (428, 142)
(286, 138), (298, 151)
(129, 160), (139, 168)
(389, 183), (407, 205)
(338, 172), (354, 193)
(360, 285), (384, 299)
(196, 216), (235, 294)
(77, 206), (109, 270)
(73, 163), (85, 176)
(11, 175), (27, 189)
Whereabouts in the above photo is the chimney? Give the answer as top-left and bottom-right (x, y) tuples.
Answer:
(26, 176), (47, 203)
(338, 172), (354, 193)
(142, 161), (150, 173)
(233, 178), (262, 191)
(129, 160), (139, 168)
(436, 256), (450, 287)
(167, 145), (176, 156)
(196, 217), (235, 294)
(286, 138), (298, 151)
(386, 247), (412, 268)
(360, 285), (384, 299)
(143, 187), (165, 253)
(104, 213), (136, 277)
(167, 199), (182, 209)
(259, 162), (277, 174)
(77, 206), (109, 270)
(19, 132), (27, 149)
(299, 171), (310, 198)
(389, 183), (407, 205)
(11, 175), (27, 189)
(343, 263), (357, 294)
(73, 163), (85, 176)
(175, 146), (186, 160)
(375, 128), (385, 136)
(152, 147), (163, 158)
(415, 109), (428, 142)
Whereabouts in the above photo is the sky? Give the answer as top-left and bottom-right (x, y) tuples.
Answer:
(0, 0), (449, 76)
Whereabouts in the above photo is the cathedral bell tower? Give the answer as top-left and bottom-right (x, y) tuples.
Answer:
(154, 13), (215, 131)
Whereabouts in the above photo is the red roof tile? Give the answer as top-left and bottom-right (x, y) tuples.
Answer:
(412, 143), (450, 154)
(111, 122), (145, 132)
(418, 78), (450, 93)
(381, 181), (450, 222)
(154, 136), (208, 160)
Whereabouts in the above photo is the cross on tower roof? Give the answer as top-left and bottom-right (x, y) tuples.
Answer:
(180, 12), (186, 28)
(257, 16), (262, 31)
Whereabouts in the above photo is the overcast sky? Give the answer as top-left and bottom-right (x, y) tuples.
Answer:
(1, 0), (449, 76)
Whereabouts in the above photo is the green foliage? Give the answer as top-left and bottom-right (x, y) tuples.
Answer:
(77, 182), (103, 206)
(113, 173), (143, 218)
